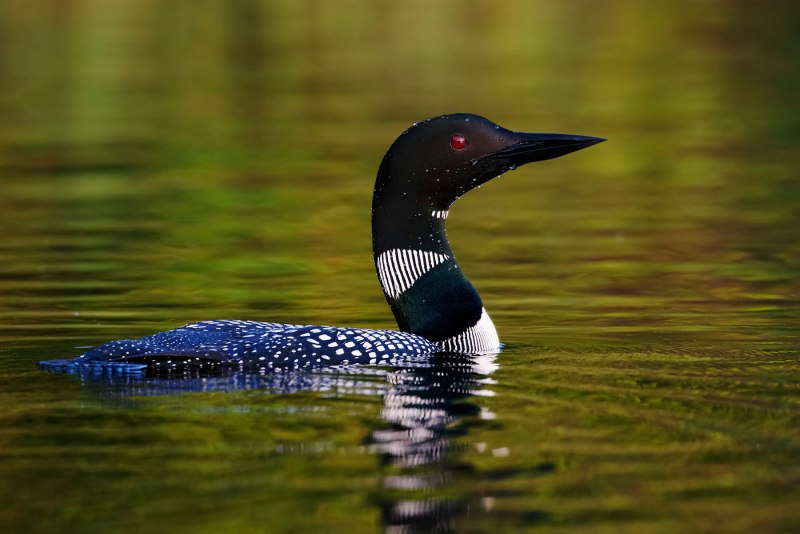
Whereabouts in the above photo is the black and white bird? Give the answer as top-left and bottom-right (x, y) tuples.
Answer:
(40, 114), (603, 371)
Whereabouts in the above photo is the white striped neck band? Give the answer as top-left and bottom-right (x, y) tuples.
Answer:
(376, 248), (450, 299)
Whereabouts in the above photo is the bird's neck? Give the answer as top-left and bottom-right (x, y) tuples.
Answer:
(371, 194), (499, 353)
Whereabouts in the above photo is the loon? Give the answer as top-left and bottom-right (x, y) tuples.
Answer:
(40, 114), (603, 371)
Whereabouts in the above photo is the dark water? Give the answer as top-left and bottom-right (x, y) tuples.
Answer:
(1, 1), (799, 532)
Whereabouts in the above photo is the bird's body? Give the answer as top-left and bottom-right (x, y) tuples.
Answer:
(71, 320), (437, 370)
(40, 114), (602, 371)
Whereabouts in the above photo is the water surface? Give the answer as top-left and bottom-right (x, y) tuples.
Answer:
(1, 1), (798, 532)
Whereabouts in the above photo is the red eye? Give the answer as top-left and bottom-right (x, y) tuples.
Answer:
(450, 134), (467, 150)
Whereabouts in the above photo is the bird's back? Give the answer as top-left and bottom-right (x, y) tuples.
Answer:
(40, 320), (439, 371)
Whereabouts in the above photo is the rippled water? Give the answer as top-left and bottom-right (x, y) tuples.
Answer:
(1, 2), (799, 532)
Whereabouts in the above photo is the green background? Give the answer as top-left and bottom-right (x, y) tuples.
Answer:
(1, 1), (798, 532)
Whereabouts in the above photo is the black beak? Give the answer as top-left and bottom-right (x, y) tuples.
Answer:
(486, 132), (605, 166)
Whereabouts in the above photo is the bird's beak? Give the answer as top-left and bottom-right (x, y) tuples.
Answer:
(486, 132), (605, 166)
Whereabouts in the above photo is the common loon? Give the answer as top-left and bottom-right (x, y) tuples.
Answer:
(40, 114), (603, 371)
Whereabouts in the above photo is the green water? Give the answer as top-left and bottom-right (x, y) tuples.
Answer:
(1, 1), (799, 532)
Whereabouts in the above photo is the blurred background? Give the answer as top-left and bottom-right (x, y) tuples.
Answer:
(0, 0), (797, 336)
(0, 1), (798, 532)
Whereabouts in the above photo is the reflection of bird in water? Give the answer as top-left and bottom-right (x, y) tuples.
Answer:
(63, 352), (501, 533)
(41, 114), (602, 371)
(372, 352), (500, 532)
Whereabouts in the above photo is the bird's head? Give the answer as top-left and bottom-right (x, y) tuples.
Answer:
(374, 113), (604, 209)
